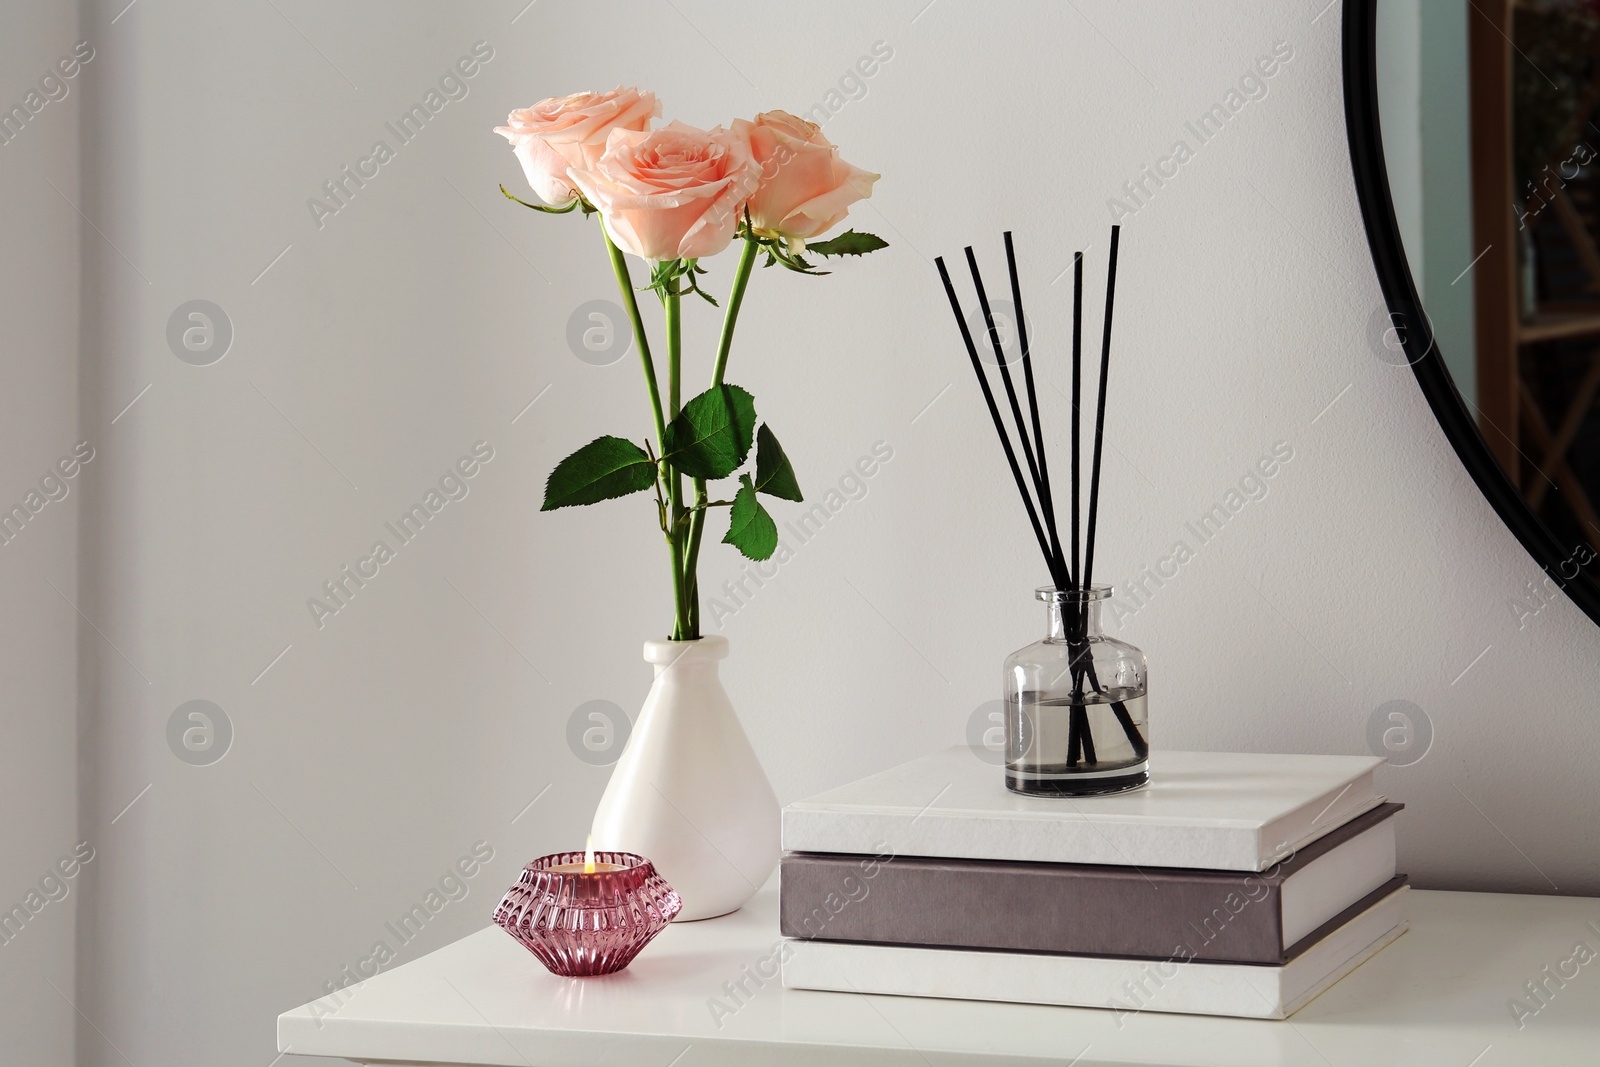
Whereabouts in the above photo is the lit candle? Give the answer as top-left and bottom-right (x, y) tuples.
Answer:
(549, 835), (624, 874)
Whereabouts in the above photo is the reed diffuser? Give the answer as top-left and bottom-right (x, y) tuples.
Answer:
(937, 227), (1149, 796)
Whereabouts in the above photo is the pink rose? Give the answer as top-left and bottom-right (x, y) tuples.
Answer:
(735, 111), (878, 244)
(569, 121), (761, 261)
(495, 87), (659, 205)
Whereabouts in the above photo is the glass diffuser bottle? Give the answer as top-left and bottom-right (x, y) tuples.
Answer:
(1004, 585), (1148, 796)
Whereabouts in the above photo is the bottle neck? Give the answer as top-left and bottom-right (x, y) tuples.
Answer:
(1047, 599), (1103, 641)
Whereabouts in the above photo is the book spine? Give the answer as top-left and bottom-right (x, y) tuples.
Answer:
(780, 854), (1288, 963)
(781, 811), (1271, 870)
(781, 885), (1409, 1021)
(780, 937), (1298, 1020)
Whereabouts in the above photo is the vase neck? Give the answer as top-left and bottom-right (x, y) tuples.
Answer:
(1040, 587), (1109, 641)
(643, 635), (728, 673)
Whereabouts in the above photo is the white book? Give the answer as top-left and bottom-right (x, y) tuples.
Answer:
(783, 747), (1384, 871)
(781, 886), (1408, 1020)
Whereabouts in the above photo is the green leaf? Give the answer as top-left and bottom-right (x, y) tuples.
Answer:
(753, 424), (803, 501)
(807, 230), (888, 257)
(723, 475), (779, 560)
(541, 436), (657, 511)
(644, 257), (718, 303)
(762, 237), (829, 275)
(499, 184), (580, 214)
(682, 261), (720, 307)
(662, 384), (757, 480)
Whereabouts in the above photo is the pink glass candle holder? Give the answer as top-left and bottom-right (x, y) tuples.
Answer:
(493, 851), (681, 977)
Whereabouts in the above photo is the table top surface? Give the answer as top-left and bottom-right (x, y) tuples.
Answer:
(279, 885), (1600, 1067)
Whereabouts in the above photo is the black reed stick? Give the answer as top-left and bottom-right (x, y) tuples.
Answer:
(936, 258), (1063, 586)
(1003, 233), (1064, 580)
(1070, 251), (1083, 610)
(1083, 655), (1147, 760)
(1068, 248), (1088, 733)
(1076, 703), (1097, 763)
(965, 247), (1064, 582)
(1081, 226), (1120, 599)
(1077, 225), (1147, 760)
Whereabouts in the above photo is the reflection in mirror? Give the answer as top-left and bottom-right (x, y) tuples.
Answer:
(1377, 0), (1600, 559)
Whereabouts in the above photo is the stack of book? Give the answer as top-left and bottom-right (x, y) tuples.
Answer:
(778, 747), (1406, 1019)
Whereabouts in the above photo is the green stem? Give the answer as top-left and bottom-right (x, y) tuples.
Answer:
(601, 226), (684, 639)
(681, 236), (760, 636)
(665, 275), (690, 640)
(710, 237), (760, 389)
(601, 228), (668, 447)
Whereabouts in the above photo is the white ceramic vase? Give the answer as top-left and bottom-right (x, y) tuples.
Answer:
(589, 635), (779, 921)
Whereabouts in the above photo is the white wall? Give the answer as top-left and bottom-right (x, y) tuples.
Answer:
(8, 0), (1598, 1064)
(0, 4), (81, 1065)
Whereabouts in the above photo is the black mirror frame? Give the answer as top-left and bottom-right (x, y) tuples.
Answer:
(1342, 0), (1600, 626)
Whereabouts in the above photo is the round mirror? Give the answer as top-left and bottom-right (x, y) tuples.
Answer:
(1346, 0), (1600, 623)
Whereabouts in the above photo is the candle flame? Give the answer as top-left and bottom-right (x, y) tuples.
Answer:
(583, 834), (596, 875)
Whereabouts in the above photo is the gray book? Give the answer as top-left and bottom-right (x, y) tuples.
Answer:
(780, 802), (1403, 965)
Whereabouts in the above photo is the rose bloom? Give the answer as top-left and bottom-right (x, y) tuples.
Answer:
(569, 121), (761, 261)
(495, 87), (659, 206)
(735, 111), (878, 247)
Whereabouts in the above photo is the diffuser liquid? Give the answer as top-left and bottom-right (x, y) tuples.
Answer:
(1006, 686), (1149, 795)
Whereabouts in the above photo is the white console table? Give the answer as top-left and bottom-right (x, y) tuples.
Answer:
(279, 886), (1600, 1066)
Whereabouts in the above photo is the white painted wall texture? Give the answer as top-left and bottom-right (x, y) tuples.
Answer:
(1, 1), (1596, 1064)
(0, 4), (82, 1065)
